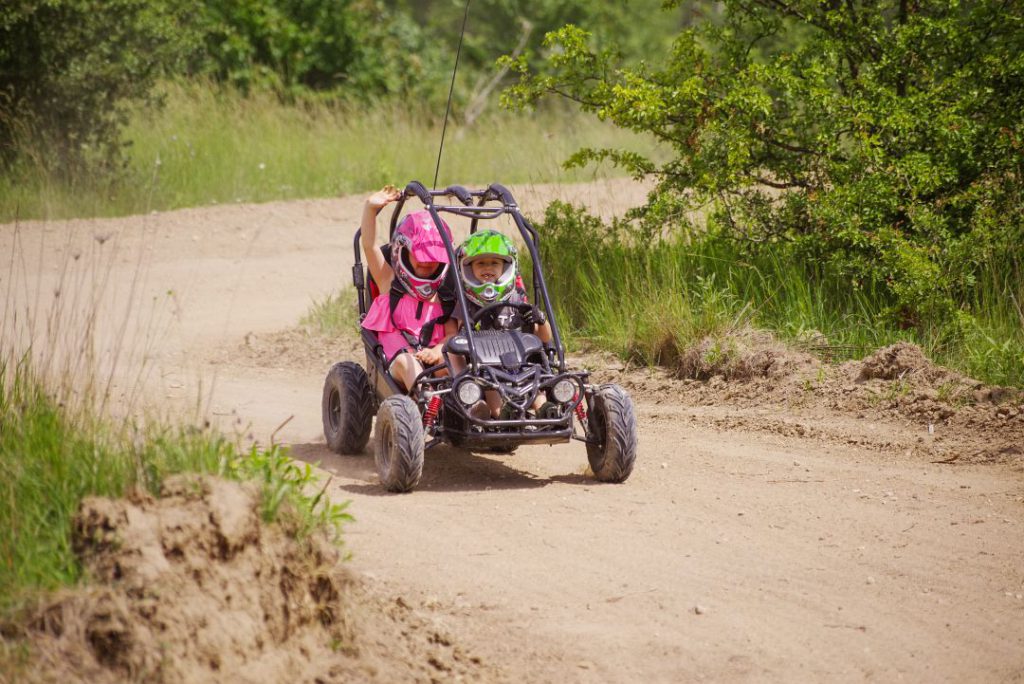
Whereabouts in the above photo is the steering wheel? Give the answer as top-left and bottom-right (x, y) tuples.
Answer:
(471, 301), (537, 329)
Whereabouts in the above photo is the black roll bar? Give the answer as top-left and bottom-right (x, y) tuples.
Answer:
(370, 180), (567, 374)
(352, 231), (367, 316)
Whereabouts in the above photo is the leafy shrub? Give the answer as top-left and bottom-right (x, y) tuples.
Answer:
(503, 1), (1024, 330)
(0, 0), (193, 172)
(185, 0), (449, 101)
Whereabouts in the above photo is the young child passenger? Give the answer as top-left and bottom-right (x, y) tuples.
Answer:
(452, 229), (555, 418)
(359, 186), (458, 394)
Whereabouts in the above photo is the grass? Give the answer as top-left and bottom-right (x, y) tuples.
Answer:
(0, 358), (352, 612)
(0, 80), (660, 221)
(301, 287), (360, 338)
(530, 202), (1024, 387)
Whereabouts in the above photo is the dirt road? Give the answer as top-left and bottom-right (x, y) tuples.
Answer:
(3, 179), (1022, 682)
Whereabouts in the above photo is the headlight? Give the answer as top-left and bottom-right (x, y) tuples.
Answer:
(456, 380), (482, 405)
(551, 378), (576, 404)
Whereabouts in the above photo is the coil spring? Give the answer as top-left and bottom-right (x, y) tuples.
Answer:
(573, 392), (587, 422)
(423, 395), (442, 428)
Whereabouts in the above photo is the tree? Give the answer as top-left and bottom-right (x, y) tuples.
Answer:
(184, 0), (450, 100)
(0, 0), (192, 172)
(502, 0), (1024, 325)
(394, 0), (688, 121)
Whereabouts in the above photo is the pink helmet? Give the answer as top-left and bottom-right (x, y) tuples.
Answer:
(391, 210), (452, 300)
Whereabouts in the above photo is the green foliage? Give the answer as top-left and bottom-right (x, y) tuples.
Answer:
(302, 287), (361, 337)
(0, 359), (351, 609)
(409, 0), (686, 74)
(224, 444), (353, 542)
(503, 1), (1024, 330)
(185, 0), (449, 101)
(0, 0), (193, 172)
(0, 81), (656, 220)
(0, 0), (682, 193)
(534, 201), (1024, 386)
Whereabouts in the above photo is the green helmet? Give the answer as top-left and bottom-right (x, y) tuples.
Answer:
(457, 230), (518, 307)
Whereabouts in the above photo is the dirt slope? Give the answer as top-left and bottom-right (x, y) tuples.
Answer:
(2, 179), (1023, 682)
(12, 475), (495, 683)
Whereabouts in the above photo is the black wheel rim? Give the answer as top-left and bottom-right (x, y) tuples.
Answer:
(592, 400), (607, 447)
(382, 422), (394, 468)
(328, 388), (341, 431)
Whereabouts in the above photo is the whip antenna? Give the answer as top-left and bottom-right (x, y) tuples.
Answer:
(433, 0), (471, 189)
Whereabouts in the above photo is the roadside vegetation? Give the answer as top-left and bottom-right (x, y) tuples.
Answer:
(0, 82), (656, 220)
(533, 202), (1024, 387)
(507, 0), (1024, 387)
(0, 0), (672, 221)
(0, 357), (352, 612)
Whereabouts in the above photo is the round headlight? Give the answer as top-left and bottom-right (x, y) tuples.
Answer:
(551, 378), (576, 404)
(456, 380), (482, 406)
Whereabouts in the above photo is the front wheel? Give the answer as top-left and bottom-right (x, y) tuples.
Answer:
(374, 395), (425, 492)
(585, 384), (638, 483)
(322, 362), (374, 454)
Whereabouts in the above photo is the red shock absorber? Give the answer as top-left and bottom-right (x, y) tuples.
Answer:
(423, 395), (441, 428)
(573, 392), (587, 422)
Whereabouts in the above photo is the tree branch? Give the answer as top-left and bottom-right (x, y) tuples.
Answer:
(464, 19), (533, 127)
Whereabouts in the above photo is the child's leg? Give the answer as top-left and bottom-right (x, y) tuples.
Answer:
(389, 351), (424, 394)
(379, 332), (424, 394)
(450, 352), (500, 418)
(484, 390), (502, 417)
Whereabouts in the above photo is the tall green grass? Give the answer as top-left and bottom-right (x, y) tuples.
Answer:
(533, 203), (1024, 387)
(0, 358), (351, 611)
(0, 81), (659, 221)
(301, 287), (359, 338)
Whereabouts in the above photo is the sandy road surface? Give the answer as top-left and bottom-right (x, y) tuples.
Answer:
(3, 179), (1023, 682)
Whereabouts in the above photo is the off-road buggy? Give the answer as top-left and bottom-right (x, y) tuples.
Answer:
(321, 181), (637, 492)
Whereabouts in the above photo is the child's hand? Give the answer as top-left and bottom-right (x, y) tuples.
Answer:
(366, 185), (401, 212)
(415, 345), (443, 366)
(521, 305), (547, 327)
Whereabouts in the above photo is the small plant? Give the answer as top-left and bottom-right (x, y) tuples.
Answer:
(302, 287), (360, 338)
(884, 380), (911, 402)
(936, 381), (973, 408)
(224, 445), (353, 542)
(701, 339), (726, 371)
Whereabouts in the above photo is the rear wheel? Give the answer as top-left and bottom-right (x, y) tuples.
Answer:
(322, 362), (374, 454)
(585, 384), (638, 483)
(374, 395), (425, 492)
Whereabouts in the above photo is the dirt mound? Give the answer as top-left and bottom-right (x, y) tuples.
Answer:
(12, 476), (493, 683)
(856, 342), (946, 382)
(677, 329), (816, 381)
(586, 336), (1024, 467)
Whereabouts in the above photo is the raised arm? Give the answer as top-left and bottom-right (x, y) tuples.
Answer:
(360, 186), (401, 291)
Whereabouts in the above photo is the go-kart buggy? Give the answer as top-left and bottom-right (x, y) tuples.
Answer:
(321, 181), (637, 492)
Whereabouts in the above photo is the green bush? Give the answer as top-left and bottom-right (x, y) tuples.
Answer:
(0, 0), (193, 172)
(503, 1), (1024, 330)
(534, 201), (1024, 386)
(184, 0), (449, 101)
